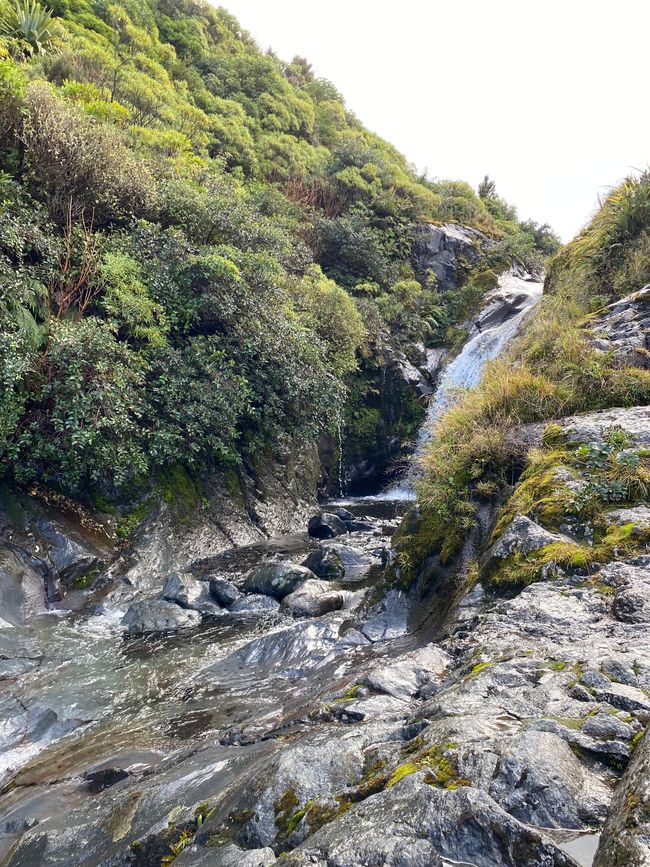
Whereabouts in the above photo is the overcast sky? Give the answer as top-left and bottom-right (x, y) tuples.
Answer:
(219, 0), (650, 242)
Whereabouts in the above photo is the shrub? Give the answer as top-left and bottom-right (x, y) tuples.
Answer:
(22, 83), (156, 224)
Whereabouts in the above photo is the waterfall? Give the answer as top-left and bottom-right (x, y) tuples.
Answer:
(385, 269), (543, 500)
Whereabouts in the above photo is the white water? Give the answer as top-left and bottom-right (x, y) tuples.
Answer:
(385, 269), (543, 500)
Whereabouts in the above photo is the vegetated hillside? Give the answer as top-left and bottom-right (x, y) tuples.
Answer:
(0, 0), (557, 500)
(396, 172), (650, 586)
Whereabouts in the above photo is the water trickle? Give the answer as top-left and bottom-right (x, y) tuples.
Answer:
(388, 268), (543, 499)
(336, 413), (345, 497)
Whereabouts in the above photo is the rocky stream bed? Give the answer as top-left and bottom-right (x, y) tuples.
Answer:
(0, 280), (648, 867)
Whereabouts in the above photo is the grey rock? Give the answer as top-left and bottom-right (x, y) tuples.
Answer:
(160, 572), (222, 614)
(582, 711), (636, 742)
(208, 576), (241, 607)
(489, 730), (609, 828)
(176, 843), (275, 866)
(121, 599), (201, 634)
(411, 223), (488, 292)
(559, 405), (650, 447)
(587, 284), (650, 369)
(307, 513), (347, 540)
(360, 590), (410, 642)
(0, 548), (46, 625)
(33, 516), (103, 586)
(243, 562), (315, 600)
(594, 729), (650, 866)
(280, 579), (345, 618)
(605, 505), (650, 532)
(285, 775), (577, 867)
(486, 514), (573, 560)
(600, 560), (650, 624)
(302, 544), (374, 581)
(230, 594), (280, 614)
(363, 645), (450, 701)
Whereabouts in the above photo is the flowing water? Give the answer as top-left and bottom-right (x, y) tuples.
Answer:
(386, 269), (543, 499)
(0, 271), (545, 861)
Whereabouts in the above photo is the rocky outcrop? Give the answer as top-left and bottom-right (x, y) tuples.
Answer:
(589, 283), (650, 368)
(593, 729), (650, 866)
(411, 223), (489, 291)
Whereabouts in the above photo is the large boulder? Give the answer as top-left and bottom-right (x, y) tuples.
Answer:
(363, 644), (450, 701)
(283, 775), (577, 867)
(243, 562), (314, 600)
(302, 543), (373, 581)
(33, 516), (103, 587)
(121, 599), (201, 634)
(208, 576), (241, 607)
(307, 513), (347, 540)
(280, 579), (345, 617)
(160, 572), (221, 614)
(230, 594), (280, 614)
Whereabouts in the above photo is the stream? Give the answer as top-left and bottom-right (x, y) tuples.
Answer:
(3, 268), (599, 867)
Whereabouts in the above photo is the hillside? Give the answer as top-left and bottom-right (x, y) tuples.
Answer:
(0, 0), (557, 503)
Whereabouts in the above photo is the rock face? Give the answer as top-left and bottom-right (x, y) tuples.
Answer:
(0, 549), (47, 625)
(594, 729), (650, 867)
(588, 283), (650, 368)
(243, 562), (315, 600)
(411, 223), (489, 291)
(121, 599), (201, 634)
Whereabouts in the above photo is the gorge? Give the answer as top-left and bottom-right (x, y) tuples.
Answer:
(0, 2), (649, 866)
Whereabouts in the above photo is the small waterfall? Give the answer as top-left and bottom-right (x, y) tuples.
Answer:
(336, 414), (345, 497)
(385, 269), (543, 500)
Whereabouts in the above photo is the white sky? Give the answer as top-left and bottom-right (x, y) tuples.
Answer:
(219, 0), (650, 242)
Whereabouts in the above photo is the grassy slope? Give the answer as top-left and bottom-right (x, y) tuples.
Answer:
(396, 173), (650, 586)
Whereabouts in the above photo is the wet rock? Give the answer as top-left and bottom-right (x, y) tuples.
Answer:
(486, 514), (572, 560)
(122, 599), (201, 634)
(202, 620), (342, 684)
(33, 516), (102, 587)
(161, 572), (222, 614)
(208, 576), (241, 607)
(594, 729), (650, 866)
(489, 730), (609, 828)
(302, 544), (373, 581)
(0, 548), (46, 625)
(343, 519), (376, 533)
(230, 594), (280, 614)
(332, 507), (355, 522)
(361, 590), (410, 642)
(243, 562), (315, 600)
(307, 513), (347, 539)
(280, 579), (345, 618)
(284, 775), (577, 867)
(363, 645), (450, 701)
(83, 767), (130, 794)
(176, 842), (276, 866)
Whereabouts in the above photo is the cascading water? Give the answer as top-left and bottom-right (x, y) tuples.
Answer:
(385, 268), (543, 500)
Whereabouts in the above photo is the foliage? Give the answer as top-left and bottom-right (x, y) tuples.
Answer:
(0, 0), (54, 56)
(0, 0), (555, 496)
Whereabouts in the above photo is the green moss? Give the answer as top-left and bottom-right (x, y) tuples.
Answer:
(116, 502), (150, 540)
(386, 762), (419, 788)
(274, 789), (300, 836)
(157, 464), (203, 511)
(334, 684), (361, 703)
(547, 659), (568, 671)
(467, 661), (493, 679)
